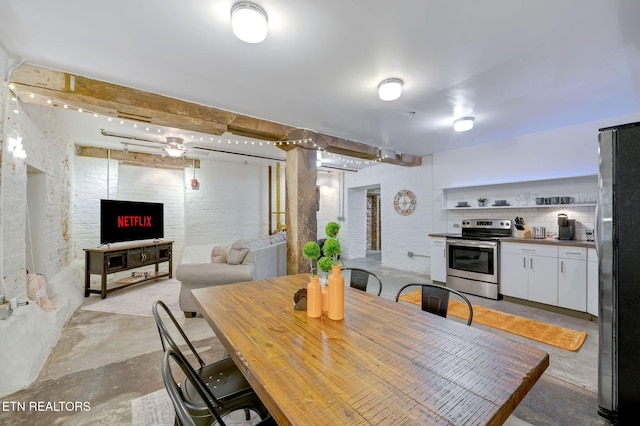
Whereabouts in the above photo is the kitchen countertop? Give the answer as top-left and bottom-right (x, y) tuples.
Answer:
(429, 233), (596, 249)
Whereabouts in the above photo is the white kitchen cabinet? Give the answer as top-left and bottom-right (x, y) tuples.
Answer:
(501, 243), (558, 305)
(500, 251), (529, 299)
(558, 247), (587, 311)
(587, 248), (598, 316)
(430, 237), (447, 283)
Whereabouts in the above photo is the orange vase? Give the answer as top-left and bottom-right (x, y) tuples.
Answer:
(327, 264), (344, 320)
(307, 275), (322, 318)
(322, 285), (328, 313)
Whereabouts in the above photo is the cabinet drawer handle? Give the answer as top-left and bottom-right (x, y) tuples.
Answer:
(530, 258), (533, 269)
(561, 260), (564, 273)
(523, 257), (526, 268)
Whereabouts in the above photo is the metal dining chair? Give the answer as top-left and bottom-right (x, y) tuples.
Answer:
(162, 349), (277, 426)
(342, 267), (383, 296)
(395, 283), (474, 325)
(152, 300), (270, 425)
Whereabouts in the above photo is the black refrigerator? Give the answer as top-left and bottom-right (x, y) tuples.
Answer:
(598, 122), (640, 424)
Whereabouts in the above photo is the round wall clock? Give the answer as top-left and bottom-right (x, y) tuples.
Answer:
(394, 190), (417, 216)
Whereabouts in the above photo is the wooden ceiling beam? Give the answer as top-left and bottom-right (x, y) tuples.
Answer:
(11, 64), (421, 167)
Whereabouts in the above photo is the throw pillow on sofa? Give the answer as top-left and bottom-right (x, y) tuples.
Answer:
(211, 244), (231, 263)
(227, 240), (250, 265)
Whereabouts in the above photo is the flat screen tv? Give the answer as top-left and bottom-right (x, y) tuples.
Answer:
(100, 199), (164, 244)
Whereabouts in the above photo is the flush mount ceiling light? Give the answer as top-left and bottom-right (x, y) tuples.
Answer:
(378, 78), (403, 101)
(231, 2), (268, 43)
(454, 117), (475, 132)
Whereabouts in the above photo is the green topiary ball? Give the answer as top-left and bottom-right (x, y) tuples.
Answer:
(325, 221), (340, 238)
(323, 237), (341, 257)
(318, 256), (333, 273)
(303, 241), (321, 259)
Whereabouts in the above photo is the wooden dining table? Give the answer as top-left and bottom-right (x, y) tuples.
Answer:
(192, 274), (549, 425)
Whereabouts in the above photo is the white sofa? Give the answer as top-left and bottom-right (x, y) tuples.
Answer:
(176, 233), (287, 316)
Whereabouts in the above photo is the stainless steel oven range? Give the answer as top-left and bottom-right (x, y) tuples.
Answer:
(446, 219), (512, 300)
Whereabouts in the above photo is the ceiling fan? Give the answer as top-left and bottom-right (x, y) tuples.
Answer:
(163, 137), (188, 157)
(99, 129), (287, 163)
(101, 130), (190, 157)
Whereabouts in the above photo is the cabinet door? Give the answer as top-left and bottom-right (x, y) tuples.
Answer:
(558, 255), (587, 312)
(528, 255), (558, 305)
(587, 248), (598, 316)
(430, 238), (446, 283)
(500, 252), (528, 299)
(143, 246), (158, 264)
(127, 249), (144, 268)
(158, 244), (171, 261)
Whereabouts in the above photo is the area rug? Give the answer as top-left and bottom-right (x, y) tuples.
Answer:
(131, 389), (174, 426)
(82, 278), (183, 318)
(398, 288), (587, 351)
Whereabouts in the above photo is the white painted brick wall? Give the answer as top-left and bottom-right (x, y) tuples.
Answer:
(317, 171), (342, 237)
(73, 156), (117, 256)
(184, 157), (274, 248)
(0, 88), (80, 397)
(1, 100), (75, 297)
(445, 206), (595, 240)
(346, 162), (433, 274)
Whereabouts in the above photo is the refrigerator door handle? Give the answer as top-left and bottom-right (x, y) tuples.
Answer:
(595, 197), (600, 257)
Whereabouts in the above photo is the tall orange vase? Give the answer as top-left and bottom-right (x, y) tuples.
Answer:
(327, 264), (344, 320)
(322, 285), (328, 313)
(307, 275), (322, 318)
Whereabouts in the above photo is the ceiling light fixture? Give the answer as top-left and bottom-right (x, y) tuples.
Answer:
(378, 78), (403, 101)
(164, 137), (187, 157)
(231, 2), (268, 43)
(453, 117), (474, 132)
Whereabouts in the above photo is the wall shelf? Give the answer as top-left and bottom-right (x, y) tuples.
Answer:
(442, 174), (597, 210)
(447, 203), (597, 211)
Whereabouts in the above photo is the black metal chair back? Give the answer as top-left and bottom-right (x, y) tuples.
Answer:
(153, 300), (206, 368)
(395, 283), (474, 325)
(342, 267), (383, 296)
(162, 349), (226, 426)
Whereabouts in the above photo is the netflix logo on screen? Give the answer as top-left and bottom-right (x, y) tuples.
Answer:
(117, 215), (153, 228)
(100, 200), (164, 244)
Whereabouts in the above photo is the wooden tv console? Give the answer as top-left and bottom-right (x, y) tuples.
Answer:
(84, 241), (173, 299)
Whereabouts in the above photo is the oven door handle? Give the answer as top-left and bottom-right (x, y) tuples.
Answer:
(446, 239), (497, 250)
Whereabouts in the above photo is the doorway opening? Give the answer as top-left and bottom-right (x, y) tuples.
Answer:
(26, 165), (47, 276)
(367, 187), (381, 252)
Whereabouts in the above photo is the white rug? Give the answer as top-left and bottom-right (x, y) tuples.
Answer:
(82, 278), (184, 318)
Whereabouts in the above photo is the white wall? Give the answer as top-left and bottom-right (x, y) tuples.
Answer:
(432, 112), (640, 234)
(1, 90), (81, 397)
(183, 155), (280, 249)
(73, 155), (118, 257)
(346, 159), (433, 274)
(317, 170), (343, 237)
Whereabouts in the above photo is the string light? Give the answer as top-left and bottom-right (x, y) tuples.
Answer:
(12, 90), (384, 168)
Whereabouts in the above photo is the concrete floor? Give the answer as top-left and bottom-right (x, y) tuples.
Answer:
(0, 252), (611, 425)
